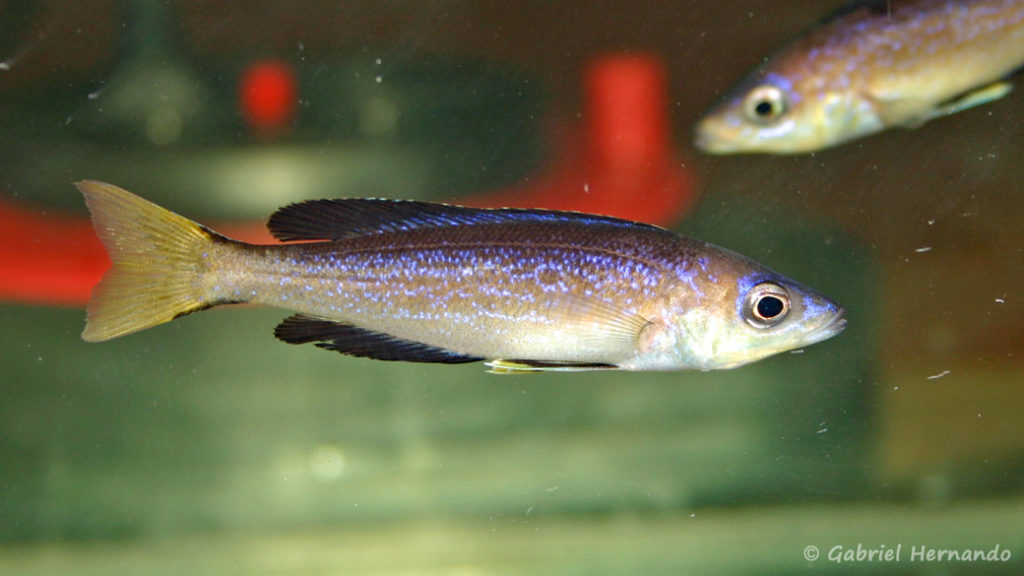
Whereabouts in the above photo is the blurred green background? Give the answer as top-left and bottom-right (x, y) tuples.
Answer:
(1, 1), (1023, 574)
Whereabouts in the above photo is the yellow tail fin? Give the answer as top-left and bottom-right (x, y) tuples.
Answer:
(78, 180), (219, 342)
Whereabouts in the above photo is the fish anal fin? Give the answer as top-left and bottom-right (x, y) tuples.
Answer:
(274, 314), (482, 364)
(485, 359), (620, 374)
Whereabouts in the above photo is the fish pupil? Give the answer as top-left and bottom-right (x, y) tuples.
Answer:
(754, 100), (775, 117)
(756, 295), (785, 319)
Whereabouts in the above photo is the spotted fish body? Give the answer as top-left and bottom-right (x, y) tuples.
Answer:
(79, 181), (845, 372)
(696, 0), (1024, 154)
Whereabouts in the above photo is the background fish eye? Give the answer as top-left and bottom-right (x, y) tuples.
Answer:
(743, 84), (787, 125)
(743, 283), (791, 328)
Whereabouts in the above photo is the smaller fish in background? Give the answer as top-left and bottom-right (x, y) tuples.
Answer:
(695, 0), (1024, 154)
(77, 181), (845, 373)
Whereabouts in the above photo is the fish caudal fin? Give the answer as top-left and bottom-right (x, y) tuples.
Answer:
(77, 180), (222, 342)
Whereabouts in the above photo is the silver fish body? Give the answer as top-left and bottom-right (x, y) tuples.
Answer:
(696, 0), (1024, 154)
(79, 181), (846, 372)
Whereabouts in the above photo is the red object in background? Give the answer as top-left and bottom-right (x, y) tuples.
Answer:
(0, 198), (273, 307)
(0, 199), (108, 307)
(239, 60), (298, 135)
(0, 53), (697, 307)
(460, 54), (698, 225)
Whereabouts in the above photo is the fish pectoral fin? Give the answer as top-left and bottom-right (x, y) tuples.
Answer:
(274, 314), (483, 364)
(485, 359), (620, 374)
(542, 292), (654, 354)
(485, 295), (648, 373)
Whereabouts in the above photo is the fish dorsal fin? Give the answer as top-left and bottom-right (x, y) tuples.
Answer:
(266, 198), (660, 242)
(274, 314), (482, 364)
(822, 0), (891, 22)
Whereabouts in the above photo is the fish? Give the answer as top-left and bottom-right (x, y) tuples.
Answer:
(695, 0), (1024, 154)
(77, 180), (845, 372)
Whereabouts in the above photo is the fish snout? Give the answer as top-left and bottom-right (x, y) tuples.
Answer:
(810, 306), (847, 344)
(693, 115), (734, 154)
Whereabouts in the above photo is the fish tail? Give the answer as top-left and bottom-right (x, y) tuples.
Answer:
(77, 180), (226, 342)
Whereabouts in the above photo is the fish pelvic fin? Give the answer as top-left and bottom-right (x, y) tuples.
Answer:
(485, 359), (620, 374)
(77, 180), (225, 342)
(907, 82), (1015, 127)
(935, 82), (1013, 119)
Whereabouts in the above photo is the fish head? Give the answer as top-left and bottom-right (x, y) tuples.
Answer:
(694, 62), (884, 154)
(671, 263), (846, 370)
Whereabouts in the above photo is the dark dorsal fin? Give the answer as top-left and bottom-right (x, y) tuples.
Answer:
(822, 0), (892, 23)
(266, 198), (661, 242)
(273, 314), (483, 364)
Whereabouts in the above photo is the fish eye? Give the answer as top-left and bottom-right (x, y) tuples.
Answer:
(743, 85), (788, 125)
(743, 282), (791, 329)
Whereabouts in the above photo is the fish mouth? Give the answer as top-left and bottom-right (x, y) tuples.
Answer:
(693, 118), (732, 154)
(806, 308), (847, 345)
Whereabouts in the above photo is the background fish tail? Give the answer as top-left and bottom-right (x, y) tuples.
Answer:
(77, 180), (225, 342)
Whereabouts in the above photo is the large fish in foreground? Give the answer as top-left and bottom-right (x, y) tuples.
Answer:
(696, 0), (1024, 154)
(78, 180), (845, 372)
